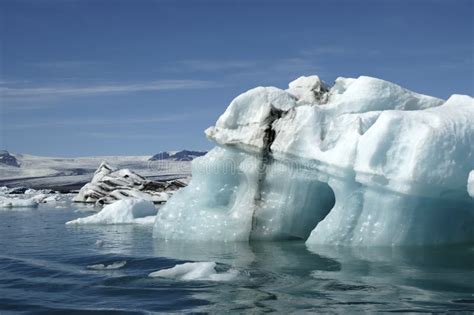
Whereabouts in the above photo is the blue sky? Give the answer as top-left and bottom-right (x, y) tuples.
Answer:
(0, 0), (472, 157)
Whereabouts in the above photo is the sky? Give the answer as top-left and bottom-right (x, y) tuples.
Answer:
(0, 0), (472, 157)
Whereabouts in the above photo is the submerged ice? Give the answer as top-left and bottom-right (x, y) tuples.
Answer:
(154, 75), (474, 246)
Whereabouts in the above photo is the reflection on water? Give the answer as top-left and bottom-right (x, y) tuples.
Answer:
(154, 240), (474, 313)
(0, 202), (473, 313)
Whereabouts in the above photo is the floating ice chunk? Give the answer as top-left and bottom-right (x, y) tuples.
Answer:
(0, 197), (39, 208)
(0, 186), (10, 194)
(73, 162), (183, 204)
(468, 171), (474, 198)
(155, 74), (474, 246)
(42, 195), (60, 203)
(30, 194), (48, 203)
(66, 199), (157, 225)
(149, 262), (238, 281)
(87, 261), (127, 270)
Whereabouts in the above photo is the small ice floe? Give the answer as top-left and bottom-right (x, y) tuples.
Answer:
(0, 186), (10, 194)
(42, 195), (61, 203)
(468, 171), (474, 198)
(149, 262), (238, 281)
(30, 194), (48, 203)
(0, 197), (39, 208)
(66, 198), (157, 225)
(87, 261), (127, 270)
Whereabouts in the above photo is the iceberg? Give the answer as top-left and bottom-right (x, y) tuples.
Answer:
(0, 197), (39, 208)
(66, 198), (157, 225)
(73, 162), (186, 204)
(154, 75), (474, 246)
(469, 171), (474, 198)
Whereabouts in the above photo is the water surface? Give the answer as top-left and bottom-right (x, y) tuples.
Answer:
(0, 201), (473, 313)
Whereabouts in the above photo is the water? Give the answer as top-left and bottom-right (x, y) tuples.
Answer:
(0, 201), (473, 313)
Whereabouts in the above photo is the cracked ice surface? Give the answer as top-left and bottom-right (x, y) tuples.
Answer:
(154, 75), (474, 246)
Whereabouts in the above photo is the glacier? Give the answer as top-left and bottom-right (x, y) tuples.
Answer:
(154, 75), (474, 246)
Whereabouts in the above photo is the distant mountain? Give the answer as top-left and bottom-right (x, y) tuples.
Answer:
(0, 150), (20, 167)
(149, 150), (207, 161)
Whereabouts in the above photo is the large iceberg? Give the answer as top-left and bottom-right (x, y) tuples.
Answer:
(154, 75), (474, 246)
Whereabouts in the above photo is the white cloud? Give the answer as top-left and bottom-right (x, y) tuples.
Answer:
(3, 114), (198, 130)
(78, 131), (182, 140)
(0, 80), (216, 98)
(172, 60), (258, 72)
(299, 46), (347, 56)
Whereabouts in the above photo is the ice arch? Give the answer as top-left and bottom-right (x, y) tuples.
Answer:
(153, 147), (335, 241)
(154, 75), (474, 245)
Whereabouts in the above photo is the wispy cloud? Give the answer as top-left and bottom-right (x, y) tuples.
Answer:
(300, 46), (381, 57)
(299, 46), (347, 56)
(0, 79), (217, 98)
(3, 114), (198, 131)
(168, 57), (323, 80)
(79, 131), (183, 140)
(172, 60), (258, 72)
(166, 45), (355, 78)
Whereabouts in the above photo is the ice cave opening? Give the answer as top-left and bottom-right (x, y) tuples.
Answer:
(249, 159), (336, 241)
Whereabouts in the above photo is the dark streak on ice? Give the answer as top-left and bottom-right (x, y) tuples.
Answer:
(252, 105), (286, 232)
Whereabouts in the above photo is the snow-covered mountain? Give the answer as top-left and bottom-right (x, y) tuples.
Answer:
(149, 150), (207, 161)
(154, 74), (474, 246)
(0, 150), (19, 167)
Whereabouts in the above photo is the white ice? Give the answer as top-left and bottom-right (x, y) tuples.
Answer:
(0, 197), (39, 208)
(468, 171), (474, 198)
(66, 199), (157, 225)
(73, 162), (172, 204)
(148, 262), (238, 281)
(154, 74), (474, 246)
